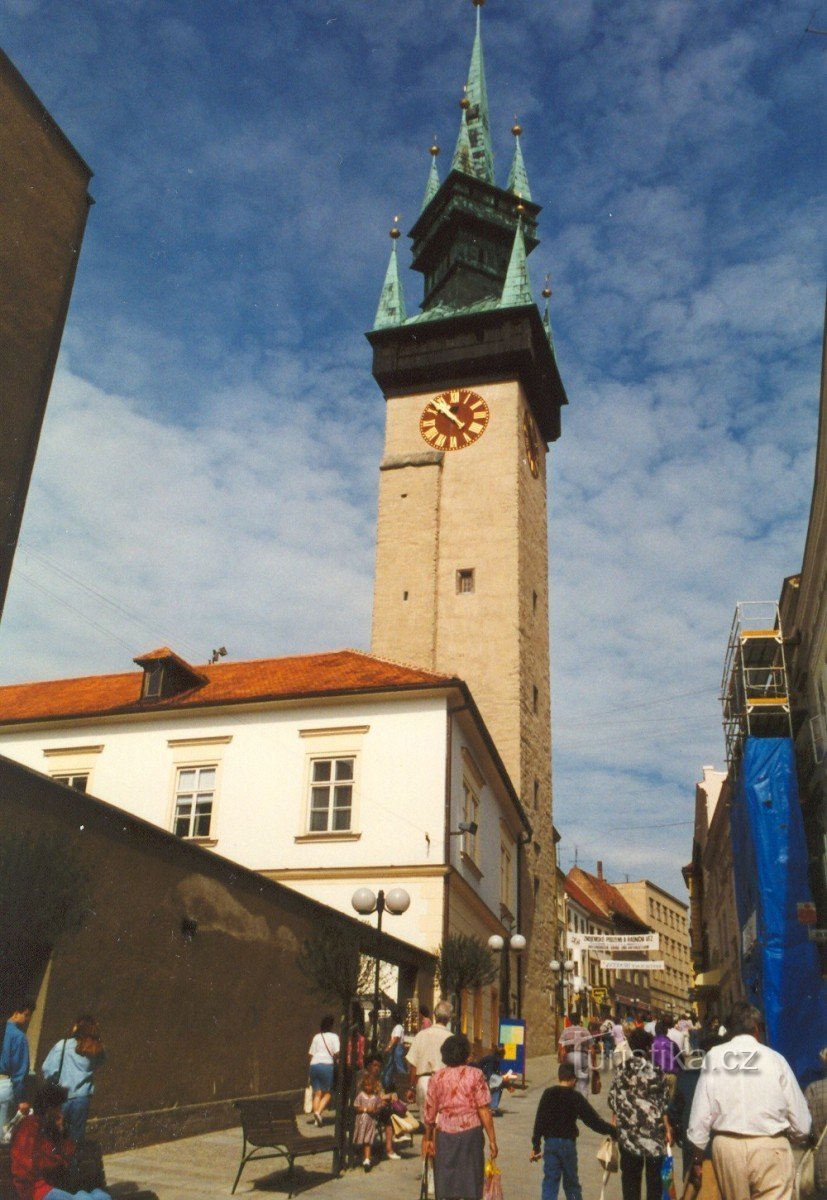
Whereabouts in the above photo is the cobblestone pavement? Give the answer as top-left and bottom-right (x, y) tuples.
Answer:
(103, 1055), (623, 1200)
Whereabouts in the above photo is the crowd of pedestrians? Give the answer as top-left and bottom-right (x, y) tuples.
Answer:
(298, 997), (825, 1200)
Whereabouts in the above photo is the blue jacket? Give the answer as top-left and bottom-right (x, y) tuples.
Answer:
(0, 1021), (30, 1100)
(42, 1038), (106, 1099)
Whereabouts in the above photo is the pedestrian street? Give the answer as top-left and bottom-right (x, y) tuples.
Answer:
(101, 1054), (616, 1200)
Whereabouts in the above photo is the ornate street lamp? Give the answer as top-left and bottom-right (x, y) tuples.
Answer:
(352, 886), (411, 1050)
(488, 932), (526, 1017)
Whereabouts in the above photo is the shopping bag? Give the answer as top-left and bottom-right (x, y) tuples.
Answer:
(596, 1137), (618, 1173)
(390, 1111), (420, 1136)
(483, 1157), (503, 1200)
(303, 1084), (313, 1114)
(661, 1150), (677, 1200)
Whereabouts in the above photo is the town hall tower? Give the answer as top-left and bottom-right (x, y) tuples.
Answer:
(367, 1), (568, 1041)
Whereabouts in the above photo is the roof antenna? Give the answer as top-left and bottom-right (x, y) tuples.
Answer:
(210, 646), (228, 664)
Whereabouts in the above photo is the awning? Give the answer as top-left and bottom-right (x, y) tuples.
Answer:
(693, 967), (724, 992)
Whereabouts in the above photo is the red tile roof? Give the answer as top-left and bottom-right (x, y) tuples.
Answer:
(564, 875), (609, 922)
(0, 649), (457, 725)
(567, 866), (649, 931)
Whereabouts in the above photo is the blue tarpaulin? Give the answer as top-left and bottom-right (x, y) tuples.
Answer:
(729, 737), (827, 1085)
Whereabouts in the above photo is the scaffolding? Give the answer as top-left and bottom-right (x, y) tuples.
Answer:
(721, 601), (793, 770)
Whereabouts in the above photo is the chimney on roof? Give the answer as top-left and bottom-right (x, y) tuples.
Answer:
(597, 860), (603, 880)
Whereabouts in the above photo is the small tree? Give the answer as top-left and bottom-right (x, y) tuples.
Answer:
(296, 924), (372, 1171)
(435, 933), (498, 1030)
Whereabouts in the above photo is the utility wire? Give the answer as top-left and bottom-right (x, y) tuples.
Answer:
(18, 544), (204, 662)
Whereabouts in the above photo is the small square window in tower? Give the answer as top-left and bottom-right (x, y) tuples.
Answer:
(457, 569), (475, 595)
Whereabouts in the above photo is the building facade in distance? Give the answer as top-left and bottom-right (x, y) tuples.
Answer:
(614, 877), (692, 1015)
(567, 864), (653, 1017)
(683, 766), (744, 1021)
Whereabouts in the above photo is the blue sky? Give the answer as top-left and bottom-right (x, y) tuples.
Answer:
(1, 0), (825, 899)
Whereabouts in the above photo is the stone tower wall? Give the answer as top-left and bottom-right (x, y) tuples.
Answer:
(372, 377), (556, 1046)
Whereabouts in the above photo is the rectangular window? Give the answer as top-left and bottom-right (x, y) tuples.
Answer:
(308, 757), (355, 833)
(462, 779), (480, 861)
(457, 568), (475, 594)
(500, 841), (513, 910)
(52, 773), (89, 793)
(173, 765), (216, 838)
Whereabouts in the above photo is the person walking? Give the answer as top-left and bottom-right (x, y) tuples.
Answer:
(383, 1007), (408, 1095)
(41, 1016), (106, 1143)
(530, 1061), (617, 1200)
(686, 1001), (812, 1200)
(422, 1034), (497, 1200)
(608, 1028), (673, 1200)
(406, 999), (453, 1110)
(651, 1019), (682, 1093)
(804, 1047), (827, 1199)
(558, 1013), (592, 1097)
(10, 1081), (111, 1200)
(307, 1015), (340, 1127)
(1, 998), (35, 1135)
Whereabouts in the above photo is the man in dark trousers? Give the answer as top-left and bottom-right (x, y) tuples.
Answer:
(530, 1061), (617, 1200)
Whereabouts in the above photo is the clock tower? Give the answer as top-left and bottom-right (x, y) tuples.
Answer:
(366, 1), (568, 1042)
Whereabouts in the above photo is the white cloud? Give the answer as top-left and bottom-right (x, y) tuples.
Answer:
(1, 0), (823, 903)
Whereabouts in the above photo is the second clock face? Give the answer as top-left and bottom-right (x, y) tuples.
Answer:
(419, 389), (490, 452)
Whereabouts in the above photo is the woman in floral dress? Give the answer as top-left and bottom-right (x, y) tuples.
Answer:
(422, 1034), (497, 1200)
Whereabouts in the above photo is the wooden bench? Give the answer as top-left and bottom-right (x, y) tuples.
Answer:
(231, 1097), (337, 1196)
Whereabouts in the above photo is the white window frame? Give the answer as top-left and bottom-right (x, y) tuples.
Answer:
(172, 762), (218, 840)
(306, 754), (356, 834)
(51, 771), (90, 792)
(166, 736), (231, 845)
(297, 725), (367, 841)
(42, 744), (103, 795)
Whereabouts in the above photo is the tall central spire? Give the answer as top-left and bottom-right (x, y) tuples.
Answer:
(460, 0), (495, 184)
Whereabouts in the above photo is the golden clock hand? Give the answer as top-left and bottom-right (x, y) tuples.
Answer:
(433, 398), (464, 428)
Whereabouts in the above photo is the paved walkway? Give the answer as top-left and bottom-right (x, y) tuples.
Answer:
(103, 1056), (622, 1200)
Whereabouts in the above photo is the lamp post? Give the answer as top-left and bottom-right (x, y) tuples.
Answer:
(352, 886), (411, 1050)
(549, 958), (575, 1031)
(488, 932), (526, 1018)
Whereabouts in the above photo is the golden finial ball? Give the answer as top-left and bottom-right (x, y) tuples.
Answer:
(542, 285), (552, 298)
(460, 95), (471, 110)
(472, 0), (486, 6)
(390, 226), (401, 240)
(430, 143), (440, 157)
(512, 123), (523, 137)
(516, 201), (526, 214)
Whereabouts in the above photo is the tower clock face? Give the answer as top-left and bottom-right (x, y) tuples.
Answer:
(523, 412), (540, 478)
(419, 389), (490, 452)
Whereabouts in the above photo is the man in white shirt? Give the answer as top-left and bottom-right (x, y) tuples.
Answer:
(405, 999), (453, 1110)
(687, 1001), (811, 1200)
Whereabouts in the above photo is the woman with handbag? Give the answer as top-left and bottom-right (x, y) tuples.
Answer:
(422, 1034), (497, 1200)
(41, 1016), (106, 1144)
(307, 1015), (340, 1128)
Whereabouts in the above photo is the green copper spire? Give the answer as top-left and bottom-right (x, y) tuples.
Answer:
(421, 142), (441, 212)
(500, 214), (533, 307)
(507, 122), (532, 202)
(450, 3), (495, 183)
(452, 99), (475, 176)
(373, 222), (407, 329)
(542, 277), (556, 348)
